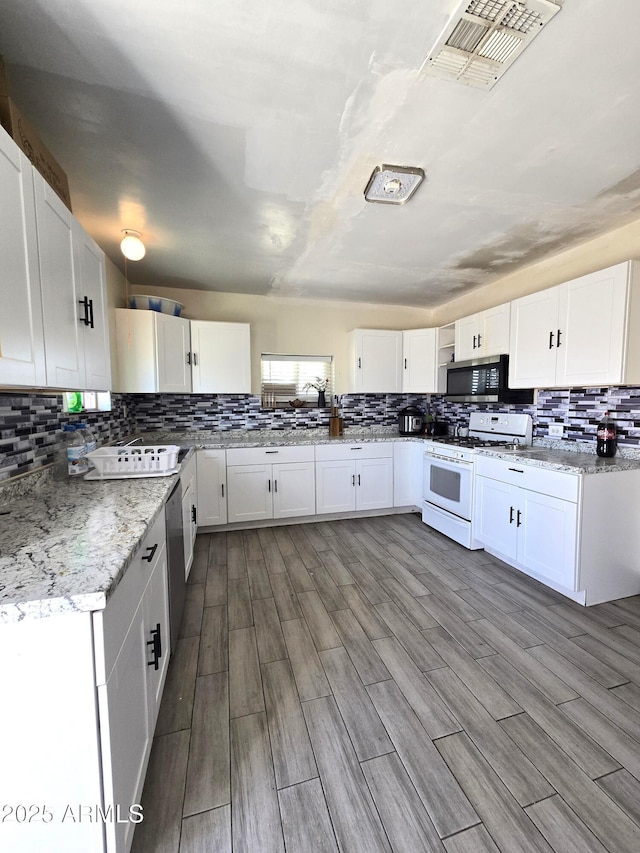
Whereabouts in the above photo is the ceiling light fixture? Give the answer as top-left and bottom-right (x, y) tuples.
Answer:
(120, 229), (146, 261)
(364, 165), (425, 205)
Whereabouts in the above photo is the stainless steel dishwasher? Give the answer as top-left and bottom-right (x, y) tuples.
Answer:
(165, 479), (186, 653)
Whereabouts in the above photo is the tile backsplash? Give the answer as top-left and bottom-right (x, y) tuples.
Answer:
(2, 386), (640, 480)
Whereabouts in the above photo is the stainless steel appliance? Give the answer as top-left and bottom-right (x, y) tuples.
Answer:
(165, 479), (186, 652)
(422, 412), (532, 549)
(398, 405), (425, 435)
(446, 354), (534, 404)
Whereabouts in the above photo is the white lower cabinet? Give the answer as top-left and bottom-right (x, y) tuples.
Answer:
(226, 446), (315, 523)
(474, 454), (640, 605)
(0, 512), (169, 853)
(393, 441), (422, 507)
(475, 472), (577, 590)
(180, 452), (198, 578)
(197, 449), (227, 526)
(315, 442), (393, 514)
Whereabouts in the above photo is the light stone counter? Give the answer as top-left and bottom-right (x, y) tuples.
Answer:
(476, 441), (640, 474)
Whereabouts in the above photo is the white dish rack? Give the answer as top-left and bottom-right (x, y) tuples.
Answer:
(85, 445), (180, 479)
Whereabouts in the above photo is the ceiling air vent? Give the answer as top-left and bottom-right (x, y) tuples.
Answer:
(422, 0), (561, 90)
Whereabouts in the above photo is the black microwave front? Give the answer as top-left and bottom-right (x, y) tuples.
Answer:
(445, 354), (534, 404)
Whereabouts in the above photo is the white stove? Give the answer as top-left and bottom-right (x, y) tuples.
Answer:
(422, 413), (532, 549)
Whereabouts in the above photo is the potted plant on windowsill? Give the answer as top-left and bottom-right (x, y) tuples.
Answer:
(303, 377), (329, 408)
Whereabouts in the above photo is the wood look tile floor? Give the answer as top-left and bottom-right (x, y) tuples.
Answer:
(131, 513), (640, 853)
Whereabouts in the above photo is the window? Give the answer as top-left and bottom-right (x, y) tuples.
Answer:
(63, 391), (112, 413)
(261, 354), (333, 408)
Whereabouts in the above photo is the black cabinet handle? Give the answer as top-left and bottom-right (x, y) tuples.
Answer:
(404, 358), (407, 369)
(268, 479), (271, 492)
(516, 510), (522, 527)
(473, 334), (477, 349)
(477, 333), (482, 348)
(274, 479), (278, 493)
(508, 468), (524, 474)
(350, 447), (363, 450)
(193, 352), (198, 366)
(509, 506), (515, 524)
(191, 504), (197, 524)
(265, 450), (279, 454)
(147, 623), (162, 670)
(221, 483), (225, 497)
(358, 357), (361, 369)
(352, 474), (355, 486)
(357, 474), (361, 486)
(88, 298), (94, 329)
(549, 331), (554, 349)
(78, 296), (92, 327)
(187, 352), (191, 365)
(141, 543), (158, 562)
(556, 329), (562, 347)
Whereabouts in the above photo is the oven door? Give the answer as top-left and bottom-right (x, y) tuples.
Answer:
(423, 452), (473, 521)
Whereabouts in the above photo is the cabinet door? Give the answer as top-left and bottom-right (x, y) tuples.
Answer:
(181, 480), (197, 578)
(227, 464), (272, 522)
(157, 314), (191, 393)
(474, 475), (517, 560)
(393, 442), (420, 507)
(0, 129), (46, 386)
(356, 457), (393, 511)
(454, 314), (480, 362)
(34, 171), (85, 388)
(190, 320), (251, 393)
(350, 329), (402, 392)
(197, 449), (227, 526)
(508, 287), (559, 388)
(517, 489), (577, 590)
(482, 303), (511, 356)
(73, 220), (111, 390)
(273, 461), (316, 519)
(99, 598), (151, 853)
(555, 264), (628, 388)
(315, 459), (356, 514)
(144, 546), (171, 726)
(402, 328), (437, 392)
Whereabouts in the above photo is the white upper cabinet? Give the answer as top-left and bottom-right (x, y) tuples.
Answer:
(116, 309), (192, 393)
(116, 313), (251, 394)
(402, 329), (437, 393)
(454, 303), (511, 362)
(509, 261), (640, 389)
(0, 126), (46, 386)
(73, 221), (111, 391)
(190, 320), (251, 393)
(348, 329), (402, 393)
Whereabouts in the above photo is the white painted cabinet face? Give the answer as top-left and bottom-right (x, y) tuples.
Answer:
(393, 441), (422, 507)
(402, 328), (440, 393)
(157, 314), (192, 393)
(190, 320), (251, 393)
(0, 128), (46, 386)
(73, 221), (111, 391)
(454, 304), (510, 362)
(509, 261), (637, 390)
(349, 329), (403, 393)
(227, 460), (315, 523)
(197, 449), (227, 527)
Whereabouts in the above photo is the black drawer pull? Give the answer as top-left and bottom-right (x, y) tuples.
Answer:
(516, 509), (522, 527)
(549, 330), (554, 349)
(147, 623), (162, 670)
(191, 504), (197, 524)
(509, 506), (515, 524)
(265, 450), (279, 454)
(507, 468), (524, 474)
(141, 543), (158, 562)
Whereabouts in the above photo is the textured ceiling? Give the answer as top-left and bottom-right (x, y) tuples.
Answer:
(1, 0), (640, 307)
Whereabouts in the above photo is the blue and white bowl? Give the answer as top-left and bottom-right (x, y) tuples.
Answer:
(128, 295), (184, 316)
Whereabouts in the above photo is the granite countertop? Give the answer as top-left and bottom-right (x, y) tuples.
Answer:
(476, 442), (640, 474)
(0, 472), (178, 623)
(134, 427), (421, 449)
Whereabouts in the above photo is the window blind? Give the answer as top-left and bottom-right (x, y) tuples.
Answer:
(261, 354), (333, 407)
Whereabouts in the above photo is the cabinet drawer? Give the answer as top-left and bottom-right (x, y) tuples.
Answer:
(475, 456), (579, 502)
(226, 445), (314, 466)
(95, 511), (167, 684)
(315, 442), (393, 462)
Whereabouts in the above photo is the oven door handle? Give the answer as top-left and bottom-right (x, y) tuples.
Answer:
(424, 452), (473, 466)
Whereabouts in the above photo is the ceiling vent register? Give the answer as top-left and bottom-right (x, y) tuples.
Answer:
(422, 0), (561, 89)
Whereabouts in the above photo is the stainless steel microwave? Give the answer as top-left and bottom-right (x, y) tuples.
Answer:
(445, 354), (534, 404)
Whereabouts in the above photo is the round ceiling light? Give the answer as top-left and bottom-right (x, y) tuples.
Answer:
(120, 229), (146, 261)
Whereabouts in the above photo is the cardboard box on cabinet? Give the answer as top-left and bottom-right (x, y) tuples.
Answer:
(0, 55), (72, 211)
